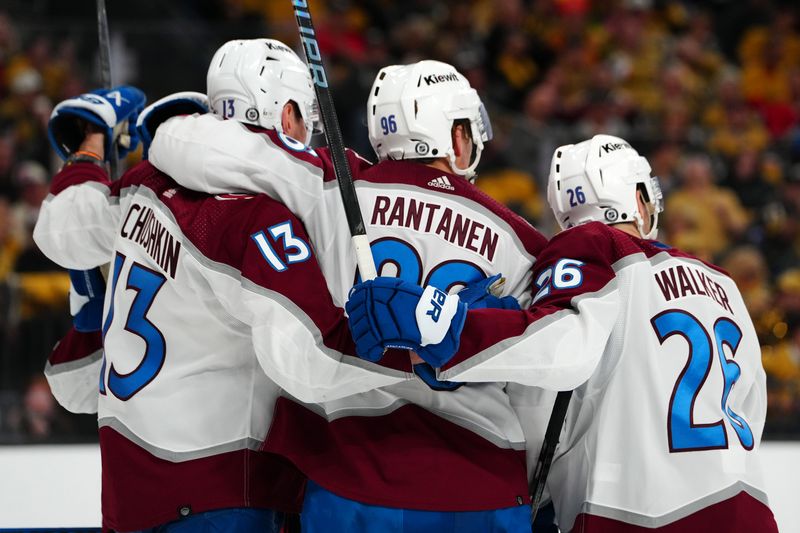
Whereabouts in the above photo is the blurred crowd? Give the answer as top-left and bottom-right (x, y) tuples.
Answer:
(0, 0), (799, 441)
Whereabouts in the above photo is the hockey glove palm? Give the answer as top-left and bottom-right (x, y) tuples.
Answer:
(49, 85), (146, 160)
(69, 267), (106, 333)
(346, 277), (467, 367)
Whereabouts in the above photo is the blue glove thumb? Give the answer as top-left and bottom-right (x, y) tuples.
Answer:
(457, 273), (521, 310)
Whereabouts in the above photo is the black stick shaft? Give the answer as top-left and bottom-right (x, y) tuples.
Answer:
(530, 390), (572, 525)
(96, 0), (119, 179)
(291, 0), (376, 280)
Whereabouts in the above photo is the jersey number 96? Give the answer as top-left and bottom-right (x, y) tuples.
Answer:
(358, 237), (485, 292)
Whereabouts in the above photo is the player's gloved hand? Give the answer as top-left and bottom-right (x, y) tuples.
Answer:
(413, 362), (464, 392)
(136, 91), (208, 158)
(457, 273), (521, 310)
(68, 268), (106, 333)
(345, 277), (467, 367)
(49, 85), (146, 161)
(384, 275), (517, 392)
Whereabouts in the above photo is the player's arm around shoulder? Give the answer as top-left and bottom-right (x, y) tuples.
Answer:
(35, 86), (145, 268)
(149, 113), (330, 207)
(220, 198), (410, 403)
(439, 221), (622, 389)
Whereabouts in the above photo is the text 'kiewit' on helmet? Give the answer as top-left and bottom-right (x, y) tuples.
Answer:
(367, 60), (493, 180)
(207, 38), (321, 145)
(547, 134), (664, 239)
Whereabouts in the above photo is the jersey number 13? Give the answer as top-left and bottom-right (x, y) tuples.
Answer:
(99, 252), (167, 401)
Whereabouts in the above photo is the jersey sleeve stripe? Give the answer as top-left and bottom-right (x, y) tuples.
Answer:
(49, 161), (111, 195)
(439, 280), (619, 389)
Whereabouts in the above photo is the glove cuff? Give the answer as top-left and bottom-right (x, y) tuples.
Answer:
(415, 286), (463, 347)
(65, 151), (106, 169)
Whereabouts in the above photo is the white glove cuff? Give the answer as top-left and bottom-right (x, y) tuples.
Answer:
(51, 95), (117, 127)
(416, 285), (461, 347)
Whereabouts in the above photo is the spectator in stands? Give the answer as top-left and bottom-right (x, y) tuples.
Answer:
(0, 66), (51, 165)
(761, 269), (800, 434)
(707, 101), (770, 159)
(505, 83), (568, 192)
(724, 150), (780, 227)
(11, 161), (47, 248)
(664, 154), (749, 258)
(763, 166), (800, 275)
(720, 246), (773, 325)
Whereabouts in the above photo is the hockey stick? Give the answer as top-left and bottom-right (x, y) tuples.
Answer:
(291, 0), (377, 280)
(96, 0), (120, 179)
(529, 390), (571, 525)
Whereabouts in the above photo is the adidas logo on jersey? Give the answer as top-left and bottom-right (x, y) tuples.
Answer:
(427, 176), (455, 191)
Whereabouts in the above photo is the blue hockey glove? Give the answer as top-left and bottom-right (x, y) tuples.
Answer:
(48, 85), (146, 161)
(413, 362), (464, 392)
(457, 273), (521, 310)
(136, 91), (208, 158)
(68, 268), (106, 333)
(345, 277), (467, 367)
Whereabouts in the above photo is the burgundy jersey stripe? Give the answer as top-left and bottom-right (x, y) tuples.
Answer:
(265, 397), (530, 511)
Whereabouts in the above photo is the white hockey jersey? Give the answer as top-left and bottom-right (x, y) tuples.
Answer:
(45, 327), (102, 414)
(33, 161), (406, 530)
(149, 114), (549, 510)
(151, 116), (537, 308)
(439, 222), (777, 532)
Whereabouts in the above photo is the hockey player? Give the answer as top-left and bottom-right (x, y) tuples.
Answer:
(347, 134), (779, 532)
(46, 91), (210, 415)
(33, 40), (406, 532)
(149, 58), (547, 531)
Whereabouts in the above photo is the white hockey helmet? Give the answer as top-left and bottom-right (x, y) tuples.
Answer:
(367, 60), (493, 180)
(207, 39), (320, 144)
(547, 134), (663, 239)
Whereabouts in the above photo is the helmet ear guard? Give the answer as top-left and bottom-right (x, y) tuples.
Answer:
(366, 60), (492, 180)
(206, 39), (321, 145)
(635, 175), (664, 239)
(547, 134), (663, 239)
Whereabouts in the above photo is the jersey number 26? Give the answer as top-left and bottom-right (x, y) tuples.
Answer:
(652, 310), (754, 453)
